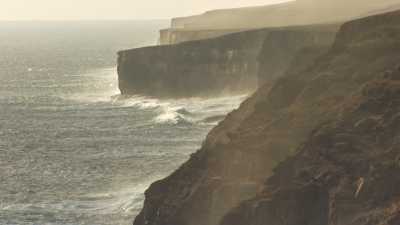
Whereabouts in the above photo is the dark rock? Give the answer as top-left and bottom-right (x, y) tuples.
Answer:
(222, 72), (400, 225)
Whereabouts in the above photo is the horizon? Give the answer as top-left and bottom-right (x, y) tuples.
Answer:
(0, 19), (170, 22)
(1, 1), (400, 225)
(0, 0), (289, 21)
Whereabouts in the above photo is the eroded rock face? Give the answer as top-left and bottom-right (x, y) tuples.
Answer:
(118, 29), (268, 98)
(170, 0), (400, 30)
(221, 69), (400, 225)
(159, 29), (247, 46)
(118, 25), (337, 98)
(257, 25), (337, 85)
(132, 10), (400, 225)
(162, 0), (399, 44)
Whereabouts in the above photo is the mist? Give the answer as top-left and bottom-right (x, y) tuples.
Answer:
(2, 1), (400, 225)
(169, 0), (400, 29)
(0, 0), (287, 20)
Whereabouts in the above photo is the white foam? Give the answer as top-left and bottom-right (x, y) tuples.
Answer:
(55, 66), (247, 126)
(153, 94), (247, 125)
(154, 106), (186, 125)
(114, 96), (165, 109)
(1, 183), (149, 216)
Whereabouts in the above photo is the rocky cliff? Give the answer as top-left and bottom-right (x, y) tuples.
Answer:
(159, 28), (246, 46)
(118, 29), (269, 98)
(132, 10), (400, 225)
(118, 25), (337, 98)
(161, 0), (399, 44)
(221, 68), (400, 225)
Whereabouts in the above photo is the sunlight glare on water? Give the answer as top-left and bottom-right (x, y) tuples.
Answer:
(0, 21), (246, 225)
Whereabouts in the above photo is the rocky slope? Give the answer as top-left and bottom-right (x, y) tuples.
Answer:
(162, 0), (399, 44)
(118, 25), (337, 98)
(221, 68), (400, 225)
(132, 10), (400, 225)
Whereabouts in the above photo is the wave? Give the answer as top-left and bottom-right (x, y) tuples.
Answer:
(154, 106), (188, 125)
(52, 67), (247, 126)
(112, 94), (248, 126)
(200, 115), (227, 125)
(1, 182), (150, 219)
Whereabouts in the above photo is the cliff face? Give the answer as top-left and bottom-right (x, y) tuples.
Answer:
(162, 0), (399, 44)
(221, 69), (400, 225)
(257, 25), (337, 84)
(118, 25), (337, 98)
(132, 10), (400, 225)
(172, 0), (399, 30)
(159, 28), (246, 46)
(118, 29), (268, 98)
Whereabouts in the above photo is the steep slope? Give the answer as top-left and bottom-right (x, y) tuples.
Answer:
(118, 25), (337, 98)
(132, 10), (400, 225)
(257, 25), (337, 84)
(221, 68), (400, 225)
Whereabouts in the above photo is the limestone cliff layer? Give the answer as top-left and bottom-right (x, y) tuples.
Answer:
(132, 10), (400, 225)
(161, 0), (399, 44)
(118, 29), (269, 98)
(118, 25), (337, 98)
(159, 28), (246, 46)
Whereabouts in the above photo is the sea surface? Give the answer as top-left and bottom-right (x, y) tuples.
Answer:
(0, 21), (246, 225)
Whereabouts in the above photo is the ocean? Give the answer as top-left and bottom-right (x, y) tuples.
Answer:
(0, 21), (246, 225)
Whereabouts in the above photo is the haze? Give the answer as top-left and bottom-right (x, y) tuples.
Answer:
(0, 0), (289, 21)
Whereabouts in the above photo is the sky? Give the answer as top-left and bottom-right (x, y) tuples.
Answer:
(0, 0), (290, 21)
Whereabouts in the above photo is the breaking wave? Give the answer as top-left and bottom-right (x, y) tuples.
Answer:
(1, 65), (248, 225)
(58, 67), (247, 126)
(111, 94), (247, 125)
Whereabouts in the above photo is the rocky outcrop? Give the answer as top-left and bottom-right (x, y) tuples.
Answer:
(118, 25), (337, 98)
(132, 10), (400, 225)
(221, 68), (400, 225)
(162, 0), (399, 44)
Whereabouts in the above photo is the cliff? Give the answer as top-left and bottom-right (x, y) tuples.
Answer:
(221, 68), (400, 225)
(159, 28), (247, 45)
(118, 25), (337, 98)
(161, 0), (399, 44)
(118, 29), (268, 98)
(132, 10), (400, 225)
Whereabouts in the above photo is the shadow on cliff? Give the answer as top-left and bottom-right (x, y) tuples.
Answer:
(222, 67), (400, 225)
(118, 24), (337, 99)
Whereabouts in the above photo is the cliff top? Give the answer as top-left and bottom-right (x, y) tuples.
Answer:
(169, 0), (400, 30)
